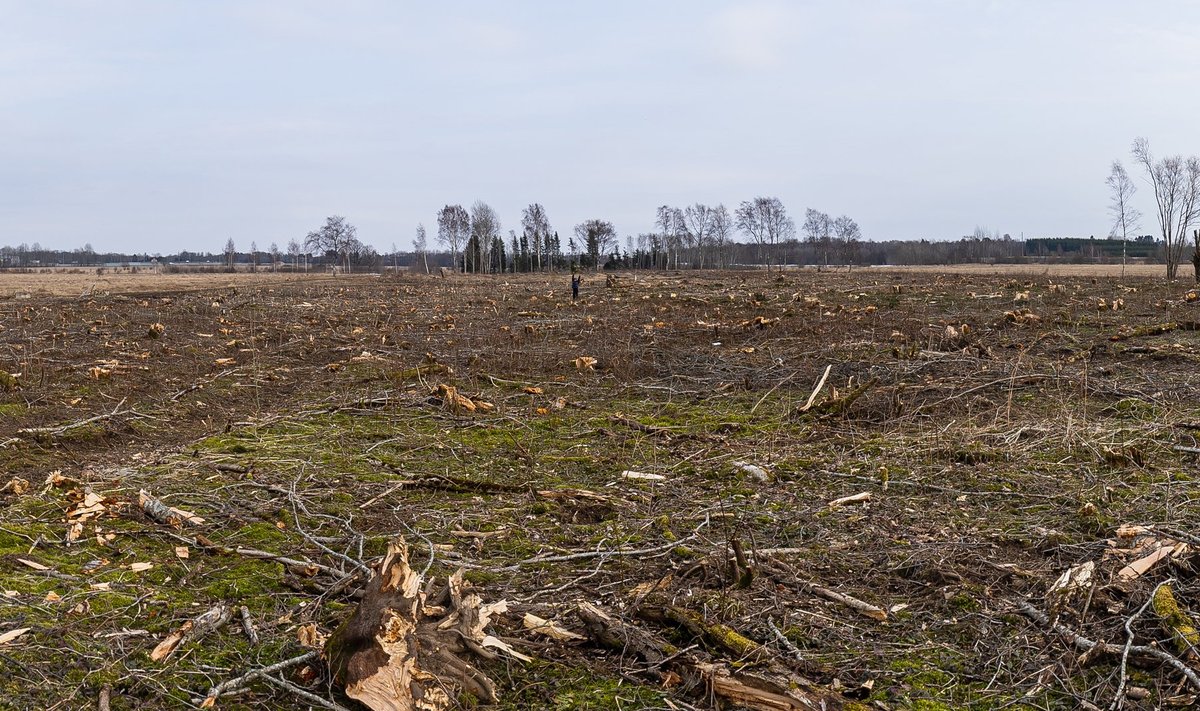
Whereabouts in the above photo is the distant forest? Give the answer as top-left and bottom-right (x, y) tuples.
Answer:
(0, 234), (1162, 273)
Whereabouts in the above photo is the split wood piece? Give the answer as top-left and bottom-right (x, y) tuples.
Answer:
(138, 490), (206, 527)
(1017, 602), (1200, 691)
(325, 537), (526, 711)
(797, 365), (833, 413)
(760, 556), (887, 622)
(151, 604), (233, 662)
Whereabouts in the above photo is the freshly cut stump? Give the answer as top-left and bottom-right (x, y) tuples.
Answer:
(326, 538), (523, 710)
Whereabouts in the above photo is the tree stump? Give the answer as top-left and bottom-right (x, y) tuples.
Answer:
(326, 538), (525, 710)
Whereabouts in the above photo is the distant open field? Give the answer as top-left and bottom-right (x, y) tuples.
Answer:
(0, 269), (338, 298)
(3, 269), (1200, 709)
(0, 263), (1178, 299)
(875, 262), (1172, 277)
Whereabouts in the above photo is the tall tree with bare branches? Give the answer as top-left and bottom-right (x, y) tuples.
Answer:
(305, 215), (360, 273)
(466, 201), (501, 274)
(521, 204), (551, 271)
(710, 204), (734, 269)
(656, 205), (685, 269)
(736, 197), (794, 272)
(682, 204), (714, 269)
(413, 223), (429, 274)
(437, 205), (470, 273)
(1106, 161), (1141, 280)
(575, 219), (617, 271)
(1131, 138), (1200, 281)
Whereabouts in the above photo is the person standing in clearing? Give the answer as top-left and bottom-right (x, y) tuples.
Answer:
(571, 273), (581, 301)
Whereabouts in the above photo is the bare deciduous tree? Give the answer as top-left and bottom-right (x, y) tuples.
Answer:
(287, 238), (302, 271)
(682, 204), (714, 269)
(710, 204), (734, 268)
(436, 205), (470, 272)
(223, 238), (236, 270)
(736, 197), (795, 272)
(1131, 138), (1200, 281)
(803, 209), (832, 265)
(305, 215), (360, 273)
(656, 205), (685, 269)
(1106, 160), (1141, 280)
(467, 201), (500, 274)
(521, 204), (551, 271)
(413, 223), (429, 274)
(575, 219), (617, 270)
(832, 215), (862, 267)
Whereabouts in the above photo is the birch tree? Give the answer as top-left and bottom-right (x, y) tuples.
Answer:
(1106, 161), (1141, 280)
(1131, 138), (1200, 281)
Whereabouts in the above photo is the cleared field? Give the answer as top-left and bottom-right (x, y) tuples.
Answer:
(0, 262), (1179, 300)
(0, 269), (337, 298)
(877, 263), (1173, 277)
(1, 270), (1199, 709)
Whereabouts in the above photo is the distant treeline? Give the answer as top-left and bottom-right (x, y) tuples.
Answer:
(0, 235), (1164, 272)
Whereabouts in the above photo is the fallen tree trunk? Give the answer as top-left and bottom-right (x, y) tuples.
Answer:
(325, 537), (527, 710)
(577, 601), (844, 710)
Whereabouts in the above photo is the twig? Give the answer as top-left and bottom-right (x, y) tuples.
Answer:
(15, 400), (146, 438)
(750, 369), (800, 415)
(504, 522), (707, 571)
(1110, 581), (1170, 710)
(1017, 601), (1200, 691)
(259, 673), (352, 711)
(202, 651), (319, 702)
(766, 617), (807, 666)
(239, 605), (259, 647)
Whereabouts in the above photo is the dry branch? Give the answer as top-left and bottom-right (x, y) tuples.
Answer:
(1018, 602), (1200, 691)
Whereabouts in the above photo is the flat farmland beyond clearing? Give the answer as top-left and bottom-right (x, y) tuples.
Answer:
(0, 261), (1176, 299)
(2, 270), (1199, 709)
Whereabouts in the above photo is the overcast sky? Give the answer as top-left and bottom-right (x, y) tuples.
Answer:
(3, 1), (1200, 254)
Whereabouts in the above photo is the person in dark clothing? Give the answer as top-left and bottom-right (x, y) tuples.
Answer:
(571, 274), (581, 301)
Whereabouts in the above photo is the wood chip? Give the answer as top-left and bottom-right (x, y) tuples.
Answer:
(828, 492), (872, 508)
(0, 627), (32, 645)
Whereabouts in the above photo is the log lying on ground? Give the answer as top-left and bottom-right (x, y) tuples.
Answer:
(577, 602), (844, 711)
(325, 537), (527, 711)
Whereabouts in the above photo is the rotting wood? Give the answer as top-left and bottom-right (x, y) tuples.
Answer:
(577, 602), (843, 710)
